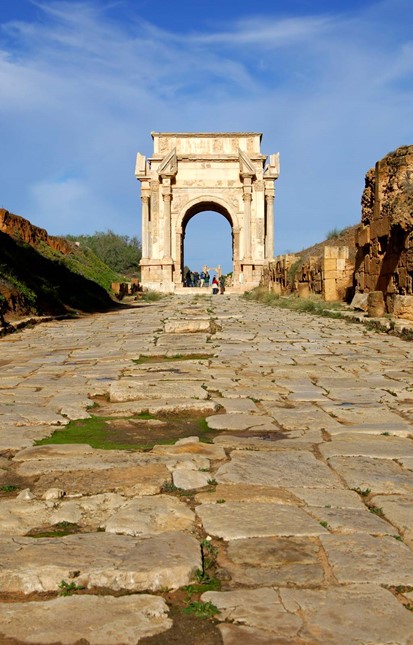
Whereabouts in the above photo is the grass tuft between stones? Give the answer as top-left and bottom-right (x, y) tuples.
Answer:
(34, 413), (216, 451)
(183, 601), (220, 619)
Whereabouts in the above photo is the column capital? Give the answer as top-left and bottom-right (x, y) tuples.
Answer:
(242, 192), (252, 203)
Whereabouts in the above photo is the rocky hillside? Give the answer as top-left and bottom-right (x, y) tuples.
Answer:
(294, 224), (358, 263)
(0, 209), (121, 322)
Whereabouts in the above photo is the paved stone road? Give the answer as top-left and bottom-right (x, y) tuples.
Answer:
(1, 295), (413, 644)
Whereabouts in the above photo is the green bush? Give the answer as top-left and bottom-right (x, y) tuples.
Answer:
(66, 231), (142, 276)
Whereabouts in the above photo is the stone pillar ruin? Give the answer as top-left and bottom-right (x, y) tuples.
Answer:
(135, 132), (280, 292)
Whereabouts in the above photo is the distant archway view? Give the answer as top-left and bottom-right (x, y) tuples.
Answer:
(182, 207), (233, 289)
(135, 132), (280, 292)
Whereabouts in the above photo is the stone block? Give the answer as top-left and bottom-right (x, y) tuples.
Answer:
(367, 291), (385, 317)
(0, 595), (172, 644)
(356, 226), (370, 247)
(350, 293), (368, 311)
(393, 295), (413, 321)
(370, 218), (390, 239)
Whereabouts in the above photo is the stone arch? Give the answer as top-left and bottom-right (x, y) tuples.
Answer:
(175, 195), (240, 285)
(135, 132), (279, 292)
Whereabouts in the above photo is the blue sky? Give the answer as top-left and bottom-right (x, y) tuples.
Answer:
(1, 0), (412, 273)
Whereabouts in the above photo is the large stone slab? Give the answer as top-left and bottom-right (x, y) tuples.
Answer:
(280, 584), (413, 645)
(0, 531), (201, 593)
(0, 499), (52, 536)
(218, 536), (324, 586)
(0, 424), (65, 451)
(109, 379), (209, 402)
(164, 318), (216, 333)
(13, 446), (210, 476)
(373, 494), (413, 540)
(215, 450), (342, 488)
(0, 594), (172, 644)
(14, 444), (95, 460)
(205, 413), (275, 431)
(196, 502), (328, 540)
(319, 401), (412, 429)
(172, 468), (211, 490)
(202, 588), (302, 638)
(104, 495), (195, 536)
(97, 399), (220, 416)
(306, 507), (392, 535)
(320, 534), (413, 584)
(326, 422), (413, 437)
(327, 455), (413, 494)
(195, 484), (298, 505)
(32, 463), (170, 497)
(291, 488), (365, 509)
(152, 441), (226, 460)
(320, 433), (413, 459)
(217, 624), (309, 645)
(261, 402), (341, 431)
(219, 398), (260, 414)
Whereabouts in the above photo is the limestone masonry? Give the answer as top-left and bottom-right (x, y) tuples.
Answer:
(135, 132), (279, 291)
(355, 145), (413, 319)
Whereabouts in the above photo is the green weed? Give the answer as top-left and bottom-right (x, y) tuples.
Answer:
(183, 601), (220, 619)
(369, 506), (384, 517)
(58, 580), (85, 596)
(0, 484), (19, 493)
(161, 481), (180, 493)
(352, 487), (371, 497)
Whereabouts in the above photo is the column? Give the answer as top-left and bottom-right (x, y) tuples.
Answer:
(243, 192), (252, 260)
(162, 192), (172, 259)
(141, 193), (150, 259)
(265, 193), (274, 260)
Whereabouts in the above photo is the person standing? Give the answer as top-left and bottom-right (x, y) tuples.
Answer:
(212, 275), (219, 295)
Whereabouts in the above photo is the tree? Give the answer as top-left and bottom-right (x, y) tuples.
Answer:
(67, 230), (142, 275)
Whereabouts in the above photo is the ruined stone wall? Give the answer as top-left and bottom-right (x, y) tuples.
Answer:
(0, 209), (72, 254)
(354, 145), (413, 318)
(261, 254), (300, 295)
(261, 247), (353, 302)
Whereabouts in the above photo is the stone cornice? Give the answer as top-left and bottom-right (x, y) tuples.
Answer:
(151, 132), (263, 139)
(149, 154), (267, 162)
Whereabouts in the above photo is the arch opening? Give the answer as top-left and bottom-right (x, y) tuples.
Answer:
(178, 201), (235, 287)
(182, 209), (233, 285)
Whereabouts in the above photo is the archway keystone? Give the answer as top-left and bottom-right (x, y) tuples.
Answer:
(135, 132), (279, 291)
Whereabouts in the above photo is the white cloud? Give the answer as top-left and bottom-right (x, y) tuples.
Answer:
(188, 15), (336, 47)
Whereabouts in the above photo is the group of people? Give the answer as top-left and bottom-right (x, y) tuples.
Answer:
(184, 269), (226, 294)
(185, 270), (210, 288)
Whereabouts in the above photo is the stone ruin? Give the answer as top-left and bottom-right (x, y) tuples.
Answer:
(261, 145), (413, 318)
(354, 145), (413, 320)
(261, 246), (354, 302)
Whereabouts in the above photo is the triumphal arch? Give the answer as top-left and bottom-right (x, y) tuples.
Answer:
(135, 132), (279, 291)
